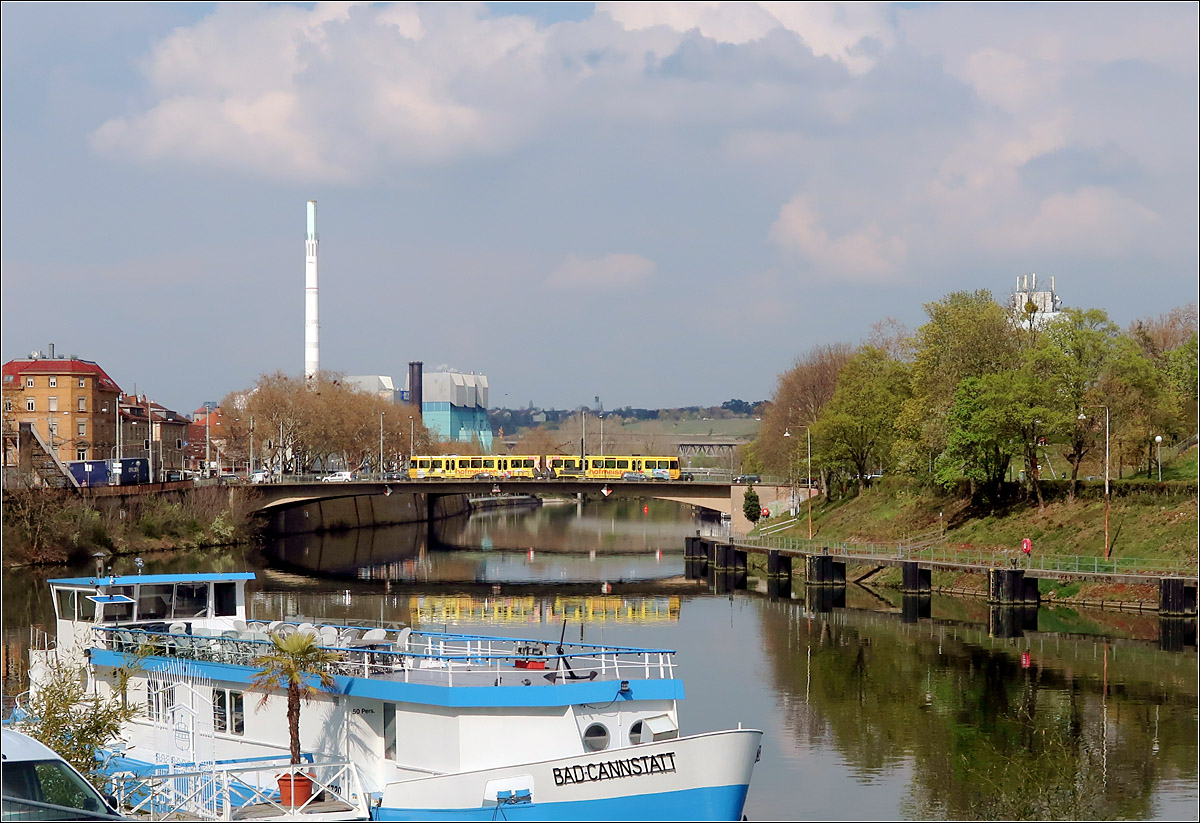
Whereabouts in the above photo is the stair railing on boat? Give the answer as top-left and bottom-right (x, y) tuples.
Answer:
(110, 755), (368, 821)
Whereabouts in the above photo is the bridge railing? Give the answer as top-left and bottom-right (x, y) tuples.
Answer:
(731, 533), (1196, 578)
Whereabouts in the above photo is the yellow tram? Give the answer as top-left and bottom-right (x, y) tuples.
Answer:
(409, 454), (682, 480)
(407, 455), (544, 480)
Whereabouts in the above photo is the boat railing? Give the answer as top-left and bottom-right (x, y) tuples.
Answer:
(91, 626), (679, 686)
(110, 755), (368, 821)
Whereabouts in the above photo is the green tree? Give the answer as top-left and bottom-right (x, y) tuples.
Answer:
(935, 375), (1019, 501)
(743, 486), (762, 524)
(757, 343), (853, 485)
(1045, 309), (1120, 499)
(814, 347), (911, 493)
(20, 661), (140, 789)
(1100, 338), (1177, 480)
(250, 631), (339, 765)
(896, 291), (1017, 477)
(1010, 337), (1072, 508)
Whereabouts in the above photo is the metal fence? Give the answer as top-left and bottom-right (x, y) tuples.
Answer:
(731, 532), (1197, 578)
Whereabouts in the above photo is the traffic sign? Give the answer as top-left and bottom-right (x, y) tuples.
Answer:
(761, 507), (770, 517)
(601, 486), (612, 497)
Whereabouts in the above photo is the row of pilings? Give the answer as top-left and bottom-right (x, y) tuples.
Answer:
(682, 536), (1197, 650)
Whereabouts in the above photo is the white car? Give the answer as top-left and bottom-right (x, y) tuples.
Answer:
(1, 728), (123, 819)
(321, 471), (355, 482)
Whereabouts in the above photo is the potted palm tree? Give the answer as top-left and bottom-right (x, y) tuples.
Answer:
(251, 630), (339, 807)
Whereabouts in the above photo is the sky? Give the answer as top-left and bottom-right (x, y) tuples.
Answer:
(2, 2), (1197, 415)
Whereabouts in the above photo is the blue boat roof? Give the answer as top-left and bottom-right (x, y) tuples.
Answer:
(49, 573), (257, 587)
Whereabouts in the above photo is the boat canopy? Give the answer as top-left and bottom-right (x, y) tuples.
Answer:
(49, 573), (254, 624)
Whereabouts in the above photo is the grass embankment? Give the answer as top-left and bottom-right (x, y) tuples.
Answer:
(764, 447), (1198, 607)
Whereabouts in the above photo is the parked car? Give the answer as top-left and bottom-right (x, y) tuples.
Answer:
(733, 474), (761, 484)
(383, 471), (407, 481)
(249, 470), (269, 484)
(321, 471), (355, 483)
(0, 728), (124, 820)
(621, 471), (649, 481)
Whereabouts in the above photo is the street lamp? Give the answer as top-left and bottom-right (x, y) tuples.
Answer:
(409, 415), (414, 466)
(784, 425), (813, 540)
(380, 411), (385, 479)
(1079, 406), (1110, 558)
(599, 413), (604, 458)
(1155, 435), (1163, 482)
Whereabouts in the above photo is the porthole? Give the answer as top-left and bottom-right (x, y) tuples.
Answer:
(629, 720), (647, 745)
(583, 723), (610, 752)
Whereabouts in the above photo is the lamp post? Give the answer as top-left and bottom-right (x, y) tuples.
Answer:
(409, 415), (414, 466)
(599, 413), (604, 458)
(1155, 435), (1162, 482)
(249, 416), (255, 477)
(379, 411), (385, 479)
(1079, 406), (1110, 558)
(784, 425), (813, 540)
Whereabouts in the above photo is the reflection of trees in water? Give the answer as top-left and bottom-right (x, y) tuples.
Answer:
(758, 602), (1198, 820)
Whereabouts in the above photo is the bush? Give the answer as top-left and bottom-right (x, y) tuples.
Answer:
(1038, 478), (1198, 501)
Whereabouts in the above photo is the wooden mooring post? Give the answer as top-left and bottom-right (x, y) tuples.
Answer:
(1160, 578), (1198, 617)
(684, 536), (710, 580)
(901, 562), (931, 594)
(987, 568), (1040, 605)
(766, 550), (792, 600)
(805, 552), (846, 587)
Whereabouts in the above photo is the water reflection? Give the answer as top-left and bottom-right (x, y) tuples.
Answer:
(265, 500), (702, 584)
(755, 599), (1198, 820)
(1, 499), (1196, 820)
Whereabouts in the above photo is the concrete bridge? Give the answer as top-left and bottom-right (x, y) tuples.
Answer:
(244, 478), (800, 534)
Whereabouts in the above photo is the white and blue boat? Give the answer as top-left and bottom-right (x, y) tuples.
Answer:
(29, 572), (762, 821)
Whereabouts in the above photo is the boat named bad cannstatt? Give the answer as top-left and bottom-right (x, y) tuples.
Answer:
(29, 572), (761, 821)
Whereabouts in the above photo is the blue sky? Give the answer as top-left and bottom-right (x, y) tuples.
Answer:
(2, 2), (1196, 415)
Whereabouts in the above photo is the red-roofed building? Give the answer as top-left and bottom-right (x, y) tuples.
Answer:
(2, 346), (121, 467)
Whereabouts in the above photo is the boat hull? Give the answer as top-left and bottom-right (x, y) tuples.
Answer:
(374, 729), (761, 822)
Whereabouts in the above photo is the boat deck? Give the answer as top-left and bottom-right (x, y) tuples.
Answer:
(92, 622), (677, 686)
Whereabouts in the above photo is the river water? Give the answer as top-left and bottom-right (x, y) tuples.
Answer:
(2, 498), (1196, 820)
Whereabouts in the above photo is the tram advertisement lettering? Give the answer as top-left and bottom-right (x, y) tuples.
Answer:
(552, 752), (677, 786)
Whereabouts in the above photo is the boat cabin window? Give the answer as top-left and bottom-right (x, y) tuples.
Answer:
(214, 582), (237, 616)
(148, 681), (174, 723)
(213, 689), (245, 735)
(54, 588), (74, 620)
(77, 592), (97, 620)
(175, 583), (208, 618)
(383, 704), (397, 760)
(106, 587), (135, 622)
(138, 585), (173, 620)
(54, 588), (98, 621)
(629, 720), (647, 745)
(583, 723), (610, 752)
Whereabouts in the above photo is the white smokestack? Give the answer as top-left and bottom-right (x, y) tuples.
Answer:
(305, 200), (319, 380)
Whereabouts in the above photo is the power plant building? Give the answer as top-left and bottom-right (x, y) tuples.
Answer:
(413, 371), (492, 450)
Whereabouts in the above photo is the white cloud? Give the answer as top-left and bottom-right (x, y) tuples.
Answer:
(769, 196), (905, 280)
(601, 1), (894, 72)
(546, 253), (657, 290)
(982, 186), (1160, 256)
